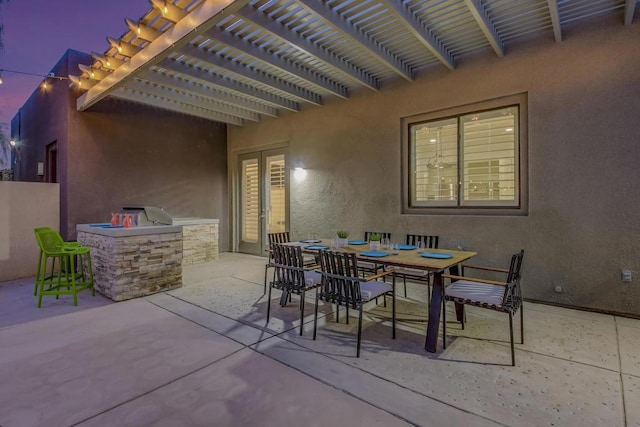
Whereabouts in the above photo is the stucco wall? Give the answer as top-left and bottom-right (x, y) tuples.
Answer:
(228, 19), (640, 315)
(11, 50), (229, 249)
(0, 182), (59, 280)
(67, 97), (229, 250)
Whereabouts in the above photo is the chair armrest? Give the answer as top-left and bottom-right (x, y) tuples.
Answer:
(365, 269), (394, 281)
(304, 265), (321, 270)
(461, 264), (509, 274)
(442, 274), (507, 287)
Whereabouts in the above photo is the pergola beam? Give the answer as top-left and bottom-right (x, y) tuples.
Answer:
(624, 0), (637, 25)
(112, 87), (245, 126)
(379, 0), (454, 70)
(107, 37), (143, 57)
(547, 0), (562, 42)
(213, 29), (349, 99)
(77, 0), (253, 112)
(125, 18), (162, 42)
(123, 79), (261, 121)
(179, 42), (322, 105)
(297, 0), (413, 81)
(160, 59), (300, 111)
(463, 0), (504, 57)
(238, 4), (379, 90)
(138, 69), (279, 117)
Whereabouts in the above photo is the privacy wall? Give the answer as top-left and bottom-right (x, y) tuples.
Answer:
(228, 18), (640, 315)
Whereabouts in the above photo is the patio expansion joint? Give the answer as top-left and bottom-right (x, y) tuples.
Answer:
(69, 344), (246, 426)
(255, 334), (509, 427)
(148, 293), (503, 425)
(615, 316), (629, 427)
(148, 292), (335, 347)
(455, 334), (625, 375)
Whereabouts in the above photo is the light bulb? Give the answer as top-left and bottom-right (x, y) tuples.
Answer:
(0, 74), (3, 85)
(106, 60), (111, 67)
(137, 25), (141, 35)
(118, 45), (123, 53)
(41, 81), (48, 89)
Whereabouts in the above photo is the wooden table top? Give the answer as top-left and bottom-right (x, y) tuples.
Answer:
(292, 240), (477, 272)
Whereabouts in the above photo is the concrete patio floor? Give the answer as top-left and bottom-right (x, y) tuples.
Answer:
(1, 252), (638, 426)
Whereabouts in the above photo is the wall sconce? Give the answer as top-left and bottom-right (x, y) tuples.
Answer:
(9, 140), (16, 147)
(293, 167), (307, 181)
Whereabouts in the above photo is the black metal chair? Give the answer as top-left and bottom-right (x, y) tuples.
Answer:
(442, 250), (525, 366)
(266, 243), (322, 335)
(263, 231), (314, 293)
(313, 250), (396, 358)
(394, 234), (439, 298)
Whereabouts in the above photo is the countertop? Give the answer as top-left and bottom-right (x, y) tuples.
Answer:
(77, 218), (219, 237)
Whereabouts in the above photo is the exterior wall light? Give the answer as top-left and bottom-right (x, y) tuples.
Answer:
(294, 167), (307, 180)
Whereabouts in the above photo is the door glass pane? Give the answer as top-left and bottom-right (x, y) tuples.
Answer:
(241, 158), (259, 243)
(265, 154), (286, 234)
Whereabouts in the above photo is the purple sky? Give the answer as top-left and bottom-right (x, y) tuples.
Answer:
(0, 0), (151, 126)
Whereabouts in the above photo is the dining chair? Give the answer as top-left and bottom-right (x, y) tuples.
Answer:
(442, 249), (525, 366)
(33, 228), (95, 307)
(394, 234), (439, 298)
(266, 243), (322, 335)
(313, 250), (396, 358)
(263, 232), (315, 293)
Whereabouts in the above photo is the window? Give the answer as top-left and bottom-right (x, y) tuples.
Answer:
(402, 94), (527, 215)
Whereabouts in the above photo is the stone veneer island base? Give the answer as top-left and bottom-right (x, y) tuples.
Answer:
(77, 224), (184, 301)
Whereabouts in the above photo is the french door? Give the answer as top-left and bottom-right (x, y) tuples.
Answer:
(237, 148), (288, 255)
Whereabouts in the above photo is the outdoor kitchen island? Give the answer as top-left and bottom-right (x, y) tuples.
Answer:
(76, 218), (219, 301)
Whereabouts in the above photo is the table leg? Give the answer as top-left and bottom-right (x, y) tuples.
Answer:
(425, 271), (443, 352)
(279, 290), (290, 306)
(448, 264), (464, 323)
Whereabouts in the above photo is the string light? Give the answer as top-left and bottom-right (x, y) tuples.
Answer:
(0, 68), (69, 85)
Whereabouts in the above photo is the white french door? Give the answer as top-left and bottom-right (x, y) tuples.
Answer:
(237, 148), (288, 255)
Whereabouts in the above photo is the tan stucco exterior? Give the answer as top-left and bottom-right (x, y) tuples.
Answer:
(228, 18), (640, 314)
(0, 182), (59, 281)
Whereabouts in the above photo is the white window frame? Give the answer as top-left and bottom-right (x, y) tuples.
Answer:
(401, 93), (528, 216)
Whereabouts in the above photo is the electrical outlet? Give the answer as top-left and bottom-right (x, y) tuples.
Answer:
(621, 269), (632, 282)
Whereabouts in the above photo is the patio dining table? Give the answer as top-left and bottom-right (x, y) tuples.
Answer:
(291, 239), (477, 352)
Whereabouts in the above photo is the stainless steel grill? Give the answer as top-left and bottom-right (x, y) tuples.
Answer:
(122, 206), (173, 226)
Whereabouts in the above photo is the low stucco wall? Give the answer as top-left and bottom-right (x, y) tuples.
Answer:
(0, 182), (60, 281)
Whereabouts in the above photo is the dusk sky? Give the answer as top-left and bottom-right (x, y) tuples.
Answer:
(0, 0), (152, 128)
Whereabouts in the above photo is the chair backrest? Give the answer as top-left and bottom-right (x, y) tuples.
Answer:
(502, 250), (525, 306)
(318, 250), (362, 308)
(270, 243), (307, 292)
(406, 234), (439, 248)
(268, 232), (290, 245)
(34, 228), (66, 254)
(364, 231), (391, 241)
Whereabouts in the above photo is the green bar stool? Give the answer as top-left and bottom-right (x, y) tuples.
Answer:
(33, 227), (81, 296)
(34, 228), (95, 307)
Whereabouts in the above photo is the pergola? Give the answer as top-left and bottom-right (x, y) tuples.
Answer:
(70, 0), (638, 126)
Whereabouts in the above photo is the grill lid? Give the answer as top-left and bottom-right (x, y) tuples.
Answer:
(122, 206), (173, 225)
